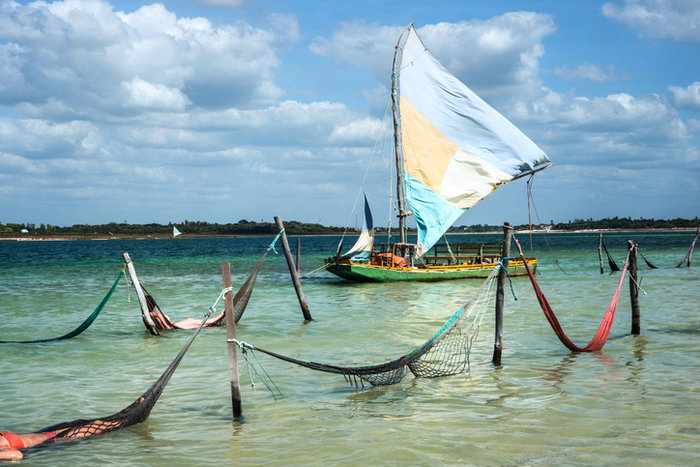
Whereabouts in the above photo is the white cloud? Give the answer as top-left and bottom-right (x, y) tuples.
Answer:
(0, 118), (106, 158)
(603, 0), (700, 41)
(511, 89), (692, 171)
(329, 117), (388, 146)
(267, 13), (301, 44)
(553, 64), (626, 82)
(122, 78), (190, 111)
(195, 0), (244, 8)
(0, 0), (284, 113)
(310, 13), (556, 100)
(669, 81), (700, 110)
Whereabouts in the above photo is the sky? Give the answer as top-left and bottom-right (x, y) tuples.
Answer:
(0, 0), (699, 228)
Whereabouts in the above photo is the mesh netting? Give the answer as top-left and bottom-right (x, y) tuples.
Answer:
(237, 270), (498, 388)
(37, 310), (206, 444)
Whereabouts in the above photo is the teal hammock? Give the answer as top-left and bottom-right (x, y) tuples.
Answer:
(0, 271), (123, 344)
(233, 269), (497, 388)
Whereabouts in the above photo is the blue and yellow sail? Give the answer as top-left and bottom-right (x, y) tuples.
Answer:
(396, 26), (551, 256)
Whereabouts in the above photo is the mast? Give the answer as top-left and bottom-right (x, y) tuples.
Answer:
(391, 26), (409, 244)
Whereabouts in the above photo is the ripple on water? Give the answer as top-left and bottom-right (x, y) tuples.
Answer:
(1, 234), (699, 465)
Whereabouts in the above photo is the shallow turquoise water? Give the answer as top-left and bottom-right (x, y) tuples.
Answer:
(1, 233), (699, 465)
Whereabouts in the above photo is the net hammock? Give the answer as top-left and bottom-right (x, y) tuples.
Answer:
(233, 269), (498, 388)
(131, 233), (282, 335)
(514, 237), (629, 352)
(1, 291), (223, 453)
(0, 272), (123, 344)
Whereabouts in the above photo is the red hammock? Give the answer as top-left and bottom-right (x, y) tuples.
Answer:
(514, 238), (629, 352)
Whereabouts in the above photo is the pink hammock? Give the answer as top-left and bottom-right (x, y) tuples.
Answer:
(514, 238), (629, 352)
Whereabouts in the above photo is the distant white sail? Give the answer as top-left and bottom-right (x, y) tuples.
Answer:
(172, 226), (182, 238)
(397, 25), (551, 256)
(342, 194), (374, 260)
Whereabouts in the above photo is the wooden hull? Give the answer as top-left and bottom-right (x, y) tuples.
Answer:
(326, 258), (537, 283)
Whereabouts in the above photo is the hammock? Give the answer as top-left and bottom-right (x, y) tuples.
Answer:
(137, 257), (264, 335)
(602, 240), (620, 273)
(2, 303), (212, 454)
(676, 229), (698, 268)
(640, 250), (658, 269)
(0, 272), (123, 344)
(133, 233), (282, 335)
(514, 238), (628, 352)
(234, 270), (497, 388)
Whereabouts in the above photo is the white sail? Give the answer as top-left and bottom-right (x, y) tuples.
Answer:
(342, 194), (374, 260)
(172, 226), (182, 238)
(396, 25), (551, 256)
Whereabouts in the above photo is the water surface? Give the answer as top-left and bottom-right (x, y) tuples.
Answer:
(1, 232), (698, 465)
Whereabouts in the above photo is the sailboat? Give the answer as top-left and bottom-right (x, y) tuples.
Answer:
(326, 25), (551, 282)
(172, 226), (183, 239)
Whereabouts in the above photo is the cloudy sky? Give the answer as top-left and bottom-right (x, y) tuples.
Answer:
(1, 0), (698, 227)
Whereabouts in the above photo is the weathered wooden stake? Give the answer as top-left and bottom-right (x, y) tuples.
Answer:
(295, 237), (302, 274)
(492, 222), (512, 366)
(597, 233), (605, 274)
(122, 252), (158, 335)
(628, 240), (640, 336)
(274, 216), (313, 321)
(222, 262), (242, 420)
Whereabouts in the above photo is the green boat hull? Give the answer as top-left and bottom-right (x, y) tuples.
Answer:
(326, 260), (535, 283)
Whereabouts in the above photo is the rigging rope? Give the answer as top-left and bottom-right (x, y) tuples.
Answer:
(521, 176), (570, 275)
(443, 234), (456, 262)
(1, 271), (123, 344)
(526, 174), (534, 251)
(514, 237), (630, 352)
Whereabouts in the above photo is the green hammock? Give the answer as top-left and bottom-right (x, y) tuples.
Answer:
(0, 271), (123, 344)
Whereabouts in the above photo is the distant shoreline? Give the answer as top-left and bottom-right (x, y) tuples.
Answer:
(2, 226), (697, 242)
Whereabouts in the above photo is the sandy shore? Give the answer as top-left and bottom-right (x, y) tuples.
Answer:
(1, 227), (697, 242)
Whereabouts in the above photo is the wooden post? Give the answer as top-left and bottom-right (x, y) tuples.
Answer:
(274, 216), (313, 321)
(222, 262), (242, 420)
(597, 233), (604, 274)
(492, 222), (512, 366)
(122, 252), (158, 335)
(295, 237), (302, 274)
(628, 241), (640, 336)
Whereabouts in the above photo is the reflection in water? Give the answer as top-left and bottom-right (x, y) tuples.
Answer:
(542, 353), (580, 390)
(3, 234), (700, 465)
(625, 335), (648, 395)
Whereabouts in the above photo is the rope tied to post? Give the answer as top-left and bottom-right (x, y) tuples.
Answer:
(207, 286), (233, 316)
(267, 229), (284, 254)
(496, 257), (518, 301)
(230, 339), (283, 399)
